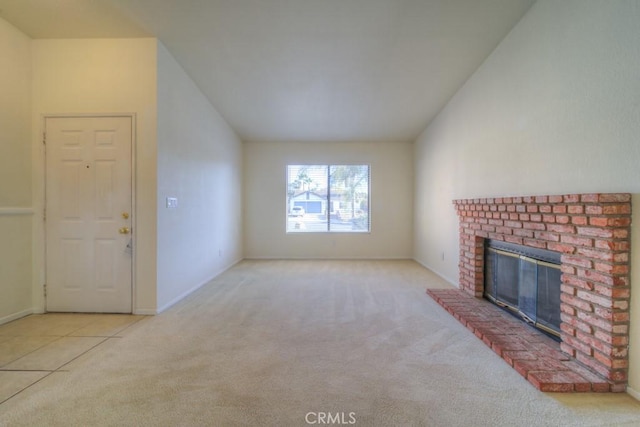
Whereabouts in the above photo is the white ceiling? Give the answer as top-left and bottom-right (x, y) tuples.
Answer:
(0, 0), (535, 143)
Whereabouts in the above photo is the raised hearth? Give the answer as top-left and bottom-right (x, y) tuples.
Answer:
(428, 289), (611, 391)
(446, 193), (631, 392)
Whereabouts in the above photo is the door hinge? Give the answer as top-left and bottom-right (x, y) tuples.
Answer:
(43, 284), (47, 297)
(43, 208), (46, 221)
(43, 132), (46, 145)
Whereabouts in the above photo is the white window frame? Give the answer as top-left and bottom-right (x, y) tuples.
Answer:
(286, 164), (370, 234)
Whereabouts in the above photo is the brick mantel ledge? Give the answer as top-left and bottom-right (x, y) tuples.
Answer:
(452, 193), (631, 392)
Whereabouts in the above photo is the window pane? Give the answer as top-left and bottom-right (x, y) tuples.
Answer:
(286, 164), (369, 233)
(329, 165), (369, 232)
(287, 165), (328, 232)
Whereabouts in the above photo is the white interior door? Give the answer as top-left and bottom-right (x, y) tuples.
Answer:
(45, 116), (133, 313)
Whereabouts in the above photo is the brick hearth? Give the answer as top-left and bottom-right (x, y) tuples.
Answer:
(437, 193), (631, 392)
(428, 289), (610, 392)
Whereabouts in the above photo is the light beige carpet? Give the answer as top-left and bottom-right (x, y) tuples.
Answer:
(1, 259), (640, 426)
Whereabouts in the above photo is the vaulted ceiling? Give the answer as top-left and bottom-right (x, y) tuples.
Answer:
(0, 0), (534, 142)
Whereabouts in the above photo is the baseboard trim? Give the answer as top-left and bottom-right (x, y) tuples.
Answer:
(0, 308), (33, 326)
(626, 386), (638, 401)
(412, 258), (458, 287)
(156, 258), (243, 314)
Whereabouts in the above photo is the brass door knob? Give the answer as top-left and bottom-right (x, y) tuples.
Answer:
(122, 212), (130, 219)
(119, 227), (130, 234)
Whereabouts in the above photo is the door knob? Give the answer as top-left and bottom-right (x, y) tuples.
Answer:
(119, 227), (130, 234)
(122, 212), (130, 219)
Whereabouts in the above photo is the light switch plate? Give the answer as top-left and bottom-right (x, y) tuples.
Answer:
(166, 197), (178, 208)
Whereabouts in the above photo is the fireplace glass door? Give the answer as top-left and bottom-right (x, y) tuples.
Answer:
(484, 241), (561, 338)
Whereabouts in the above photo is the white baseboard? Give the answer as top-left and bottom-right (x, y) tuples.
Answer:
(0, 308), (33, 326)
(155, 258), (243, 314)
(133, 309), (157, 315)
(626, 386), (639, 401)
(412, 258), (458, 287)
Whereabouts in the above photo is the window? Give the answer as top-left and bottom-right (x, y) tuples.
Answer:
(287, 165), (370, 233)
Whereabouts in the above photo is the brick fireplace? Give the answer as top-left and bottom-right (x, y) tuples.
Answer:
(436, 194), (631, 391)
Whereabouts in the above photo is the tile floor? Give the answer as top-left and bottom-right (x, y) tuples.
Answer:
(0, 313), (144, 405)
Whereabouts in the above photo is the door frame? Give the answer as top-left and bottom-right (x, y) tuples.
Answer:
(35, 113), (137, 314)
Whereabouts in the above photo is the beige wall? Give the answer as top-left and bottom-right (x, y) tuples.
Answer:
(31, 38), (159, 314)
(0, 18), (33, 323)
(156, 43), (243, 310)
(413, 0), (640, 395)
(244, 141), (413, 259)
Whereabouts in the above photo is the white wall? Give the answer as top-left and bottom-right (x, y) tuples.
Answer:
(156, 43), (243, 311)
(32, 38), (159, 314)
(0, 18), (32, 323)
(244, 141), (413, 259)
(413, 0), (640, 394)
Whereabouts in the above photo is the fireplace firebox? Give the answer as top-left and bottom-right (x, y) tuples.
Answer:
(484, 240), (561, 339)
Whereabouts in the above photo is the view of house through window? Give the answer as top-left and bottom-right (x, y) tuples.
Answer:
(287, 165), (370, 233)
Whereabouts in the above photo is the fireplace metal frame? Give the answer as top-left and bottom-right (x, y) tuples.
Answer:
(484, 239), (562, 339)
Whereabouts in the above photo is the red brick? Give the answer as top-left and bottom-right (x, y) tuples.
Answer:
(549, 195), (564, 203)
(590, 217), (610, 227)
(571, 216), (588, 225)
(594, 240), (629, 251)
(564, 194), (580, 203)
(595, 330), (628, 346)
(560, 314), (593, 334)
(577, 311), (614, 332)
(502, 351), (538, 366)
(577, 290), (614, 308)
(547, 224), (575, 234)
(576, 248), (614, 262)
(599, 194), (631, 203)
(608, 217), (632, 227)
(577, 227), (614, 238)
(578, 269), (614, 286)
(535, 196), (548, 203)
(561, 256), (592, 269)
(561, 293), (593, 312)
(504, 236), (524, 245)
(561, 275), (592, 290)
(586, 205), (604, 215)
(561, 235), (593, 247)
(568, 205), (585, 214)
(513, 229), (534, 238)
(613, 229), (629, 239)
(553, 205), (568, 214)
(576, 331), (613, 357)
(534, 231), (560, 242)
(547, 243), (575, 254)
(543, 214), (556, 223)
(523, 239), (547, 249)
(580, 194), (600, 203)
(563, 335), (594, 355)
(560, 322), (576, 337)
(540, 205), (553, 213)
(603, 204), (631, 215)
(575, 352), (610, 378)
(523, 222), (546, 231)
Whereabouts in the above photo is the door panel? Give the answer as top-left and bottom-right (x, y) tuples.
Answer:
(46, 116), (132, 313)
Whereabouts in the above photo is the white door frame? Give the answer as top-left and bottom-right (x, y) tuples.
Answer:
(34, 113), (137, 313)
